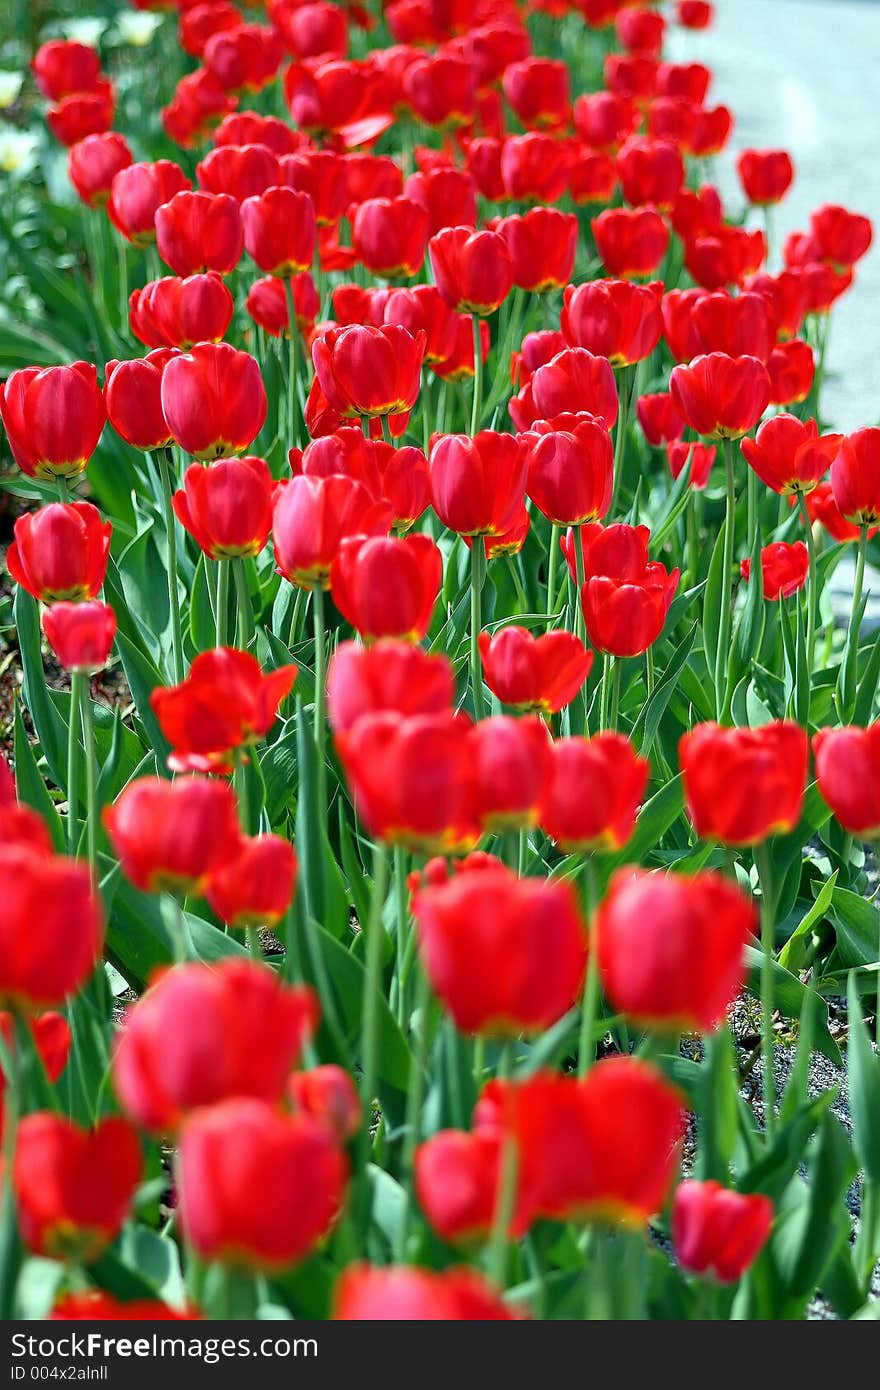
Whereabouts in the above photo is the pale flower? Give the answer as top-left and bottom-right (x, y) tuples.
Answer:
(0, 72), (24, 110)
(116, 12), (164, 47)
(0, 128), (40, 177)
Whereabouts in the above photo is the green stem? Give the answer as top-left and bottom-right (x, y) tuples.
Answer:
(574, 523), (587, 643)
(599, 652), (612, 732)
(380, 413), (394, 447)
(67, 672), (83, 856)
(393, 845), (410, 1029)
(546, 524), (560, 621)
(797, 493), (819, 670)
(755, 841), (777, 1140)
(396, 966), (431, 1261)
(117, 236), (128, 332)
(470, 542), (486, 720)
(470, 313), (484, 437)
(609, 659), (621, 732)
(215, 558), (230, 648)
(843, 523), (869, 717)
(487, 1043), (517, 1288)
(609, 365), (631, 517)
(233, 558), (252, 651)
(0, 1018), (22, 1319)
(505, 553), (528, 611)
(357, 843), (389, 1236)
(158, 448), (185, 683)
(312, 584), (328, 816)
(283, 276), (299, 449)
(578, 856), (600, 1076)
(56, 474), (72, 503)
(78, 674), (98, 873)
(715, 439), (737, 720)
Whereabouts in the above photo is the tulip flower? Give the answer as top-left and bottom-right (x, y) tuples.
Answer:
(173, 456), (273, 560)
(107, 159), (192, 246)
(177, 1099), (348, 1271)
(351, 197), (430, 279)
(326, 639), (454, 735)
(13, 1114), (142, 1262)
(404, 168), (477, 238)
(151, 648), (296, 775)
(411, 858), (586, 1034)
(522, 413), (613, 525)
(103, 775), (242, 897)
(741, 414), (841, 495)
(313, 324), (425, 421)
(32, 40), (102, 102)
(638, 393), (686, 447)
(154, 189), (244, 276)
(272, 474), (391, 590)
(0, 1014), (71, 1119)
(413, 1127), (501, 1244)
(592, 207), (669, 278)
(740, 541), (809, 601)
(42, 600), (117, 674)
(7, 502), (111, 604)
(573, 90), (637, 151)
(0, 363), (105, 480)
(240, 186), (316, 275)
(333, 1266), (514, 1321)
(617, 137), (684, 211)
(402, 52), (475, 129)
(129, 274), (234, 351)
(288, 1066), (362, 1146)
(667, 441), (716, 489)
(429, 431), (527, 537)
(562, 279), (663, 367)
(329, 534), (442, 642)
(813, 725), (880, 839)
(478, 627), (593, 715)
(278, 149), (348, 225)
(526, 348), (619, 430)
(691, 290), (776, 361)
(495, 209), (578, 293)
(429, 227), (514, 316)
(0, 845), (103, 1009)
(597, 868), (756, 1031)
(161, 343), (267, 460)
(830, 427), (880, 524)
(767, 339), (815, 406)
(502, 57), (569, 130)
(381, 286), (457, 365)
(670, 353), (770, 440)
(105, 350), (176, 451)
(196, 143), (280, 204)
(569, 149), (619, 205)
(113, 960), (316, 1133)
(799, 481), (875, 542)
(685, 226), (766, 290)
(180, 4), (243, 60)
(673, 1181), (773, 1283)
(49, 1294), (197, 1321)
(737, 149), (794, 206)
(203, 23), (284, 94)
(47, 90), (115, 146)
(68, 131), (133, 208)
(539, 733), (649, 852)
(472, 716), (552, 833)
(579, 522), (679, 658)
(809, 203), (873, 267)
(246, 273), (319, 338)
(500, 132), (572, 204)
(679, 721), (808, 845)
(335, 711), (480, 853)
(206, 834), (299, 930)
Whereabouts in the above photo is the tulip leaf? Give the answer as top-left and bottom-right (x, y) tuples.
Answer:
(744, 945), (840, 1065)
(12, 699), (64, 850)
(778, 870), (838, 972)
(113, 630), (173, 773)
(846, 972), (880, 1184)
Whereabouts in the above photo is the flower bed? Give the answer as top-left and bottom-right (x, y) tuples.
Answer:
(0, 0), (878, 1324)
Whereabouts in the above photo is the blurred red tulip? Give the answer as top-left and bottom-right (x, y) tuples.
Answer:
(592, 207), (668, 277)
(673, 1181), (773, 1282)
(329, 534), (441, 641)
(104, 775), (242, 896)
(813, 725), (880, 839)
(207, 833), (299, 929)
(539, 732), (649, 852)
(68, 132), (132, 208)
(42, 600), (116, 674)
(473, 715), (552, 832)
(333, 1265), (514, 1320)
(327, 639), (453, 734)
(107, 160), (192, 246)
(680, 721), (808, 845)
(32, 40), (102, 102)
(0, 846), (103, 1009)
(241, 186), (316, 274)
(288, 1065), (362, 1145)
(736, 149), (794, 206)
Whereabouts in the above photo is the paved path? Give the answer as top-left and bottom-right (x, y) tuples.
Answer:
(669, 0), (880, 433)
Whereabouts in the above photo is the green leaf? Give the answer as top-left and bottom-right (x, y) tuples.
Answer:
(696, 1024), (738, 1182)
(846, 972), (880, 1183)
(12, 700), (64, 850)
(744, 945), (841, 1065)
(114, 630), (172, 771)
(778, 870), (837, 972)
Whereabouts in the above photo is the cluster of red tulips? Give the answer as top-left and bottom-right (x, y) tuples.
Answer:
(1, 0), (878, 1324)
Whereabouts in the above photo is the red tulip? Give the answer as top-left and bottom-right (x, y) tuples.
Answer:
(47, 89), (115, 147)
(813, 725), (880, 839)
(113, 959), (315, 1133)
(68, 132), (132, 208)
(767, 339), (815, 406)
(432, 314), (490, 383)
(495, 209), (578, 293)
(502, 58), (570, 131)
(539, 732), (649, 852)
(13, 1114), (141, 1261)
(597, 868), (756, 1031)
(196, 142), (280, 204)
(329, 534), (441, 642)
(740, 541), (808, 601)
(685, 226), (766, 290)
(402, 52), (475, 129)
(333, 1265), (514, 1321)
(381, 285), (456, 366)
(522, 413), (613, 525)
(741, 415), (841, 495)
(573, 91), (637, 152)
(673, 1181), (773, 1282)
(527, 348), (619, 428)
(105, 349), (176, 450)
(0, 846), (103, 1009)
(670, 184), (724, 241)
(478, 626), (593, 714)
(569, 148), (619, 204)
(7, 502), (111, 604)
(429, 431), (527, 537)
(679, 721), (808, 845)
(213, 111), (304, 157)
(637, 393), (686, 447)
(272, 474), (390, 590)
(203, 23), (284, 94)
(0, 363), (105, 480)
(351, 197), (430, 279)
(151, 648), (296, 775)
(473, 716), (552, 833)
(345, 153), (404, 206)
(155, 189), (244, 276)
(312, 325), (425, 419)
(667, 441), (716, 489)
(288, 1065), (362, 1145)
(0, 1014), (71, 1125)
(161, 342), (267, 459)
(404, 168), (477, 237)
(162, 68), (236, 150)
(178, 1099), (348, 1270)
(737, 149), (794, 206)
(747, 269), (807, 341)
(107, 160), (192, 246)
(42, 600), (116, 674)
(499, 132), (572, 204)
(278, 149), (349, 226)
(830, 428), (880, 525)
(809, 204), (873, 267)
(799, 480), (875, 543)
(692, 290), (776, 361)
(49, 1293), (197, 1321)
(335, 711), (480, 853)
(180, 3), (243, 59)
(326, 639), (454, 735)
(429, 227), (514, 316)
(562, 279), (663, 366)
(32, 40), (102, 101)
(173, 455), (273, 560)
(246, 272), (319, 338)
(617, 136), (684, 211)
(129, 273), (234, 350)
(678, 1), (713, 27)
(670, 353), (770, 439)
(592, 207), (668, 277)
(579, 522), (679, 657)
(413, 1125), (501, 1244)
(240, 186), (316, 275)
(412, 857), (585, 1034)
(103, 775), (242, 896)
